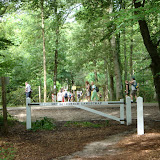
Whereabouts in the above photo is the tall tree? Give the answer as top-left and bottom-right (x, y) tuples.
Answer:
(52, 0), (59, 101)
(133, 0), (160, 108)
(109, 2), (123, 100)
(40, 0), (47, 102)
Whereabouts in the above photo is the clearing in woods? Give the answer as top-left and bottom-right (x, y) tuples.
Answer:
(0, 103), (160, 160)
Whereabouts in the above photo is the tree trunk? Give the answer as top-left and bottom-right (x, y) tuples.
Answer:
(130, 32), (133, 77)
(110, 35), (123, 100)
(105, 71), (109, 101)
(109, 74), (114, 101)
(104, 60), (109, 101)
(134, 0), (160, 108)
(53, 31), (58, 101)
(93, 61), (98, 83)
(53, 1), (59, 101)
(123, 27), (127, 81)
(122, 0), (128, 81)
(1, 77), (8, 134)
(130, 3), (134, 78)
(41, 0), (47, 102)
(109, 2), (123, 100)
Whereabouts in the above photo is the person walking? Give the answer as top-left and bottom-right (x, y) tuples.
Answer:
(57, 90), (62, 102)
(130, 77), (137, 103)
(64, 89), (68, 102)
(85, 81), (91, 101)
(91, 81), (99, 101)
(25, 82), (32, 98)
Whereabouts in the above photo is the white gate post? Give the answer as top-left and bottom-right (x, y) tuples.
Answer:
(26, 98), (31, 129)
(137, 97), (144, 135)
(126, 96), (132, 125)
(120, 99), (124, 124)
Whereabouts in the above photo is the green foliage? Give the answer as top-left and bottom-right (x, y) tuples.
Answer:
(0, 143), (16, 160)
(31, 117), (56, 131)
(64, 120), (109, 128)
(0, 0), (159, 104)
(0, 38), (13, 50)
(7, 87), (25, 106)
(0, 113), (17, 127)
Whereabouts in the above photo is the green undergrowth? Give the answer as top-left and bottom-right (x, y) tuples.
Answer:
(0, 113), (17, 127)
(31, 117), (56, 131)
(30, 118), (110, 131)
(64, 120), (110, 128)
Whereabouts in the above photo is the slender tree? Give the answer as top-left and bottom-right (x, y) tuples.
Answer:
(1, 77), (8, 134)
(40, 0), (47, 102)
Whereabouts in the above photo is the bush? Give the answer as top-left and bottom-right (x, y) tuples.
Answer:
(7, 87), (26, 106)
(31, 117), (56, 131)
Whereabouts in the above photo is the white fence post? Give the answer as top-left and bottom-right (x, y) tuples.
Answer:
(126, 96), (132, 125)
(26, 98), (31, 130)
(137, 97), (144, 135)
(120, 99), (124, 124)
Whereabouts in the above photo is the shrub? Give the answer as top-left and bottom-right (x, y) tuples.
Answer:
(31, 117), (56, 131)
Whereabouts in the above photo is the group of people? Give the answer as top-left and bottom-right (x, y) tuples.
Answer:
(25, 77), (138, 103)
(85, 81), (99, 101)
(125, 77), (138, 103)
(57, 89), (74, 102)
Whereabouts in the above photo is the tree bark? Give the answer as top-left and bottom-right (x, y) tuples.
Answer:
(133, 0), (160, 108)
(110, 35), (123, 100)
(109, 2), (123, 100)
(1, 77), (8, 134)
(93, 61), (98, 83)
(105, 71), (109, 101)
(53, 29), (59, 101)
(104, 59), (109, 101)
(130, 2), (134, 77)
(123, 27), (127, 81)
(130, 31), (133, 77)
(41, 0), (47, 102)
(109, 74), (114, 101)
(53, 1), (60, 101)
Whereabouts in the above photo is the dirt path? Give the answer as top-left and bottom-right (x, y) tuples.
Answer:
(1, 103), (160, 160)
(55, 130), (136, 160)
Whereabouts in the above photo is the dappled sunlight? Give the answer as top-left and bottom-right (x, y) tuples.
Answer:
(117, 133), (160, 151)
(144, 113), (151, 116)
(13, 113), (26, 122)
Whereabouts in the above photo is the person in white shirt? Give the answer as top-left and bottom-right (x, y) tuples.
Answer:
(25, 82), (32, 98)
(57, 90), (62, 102)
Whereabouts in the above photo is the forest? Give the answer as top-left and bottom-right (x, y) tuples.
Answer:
(0, 0), (160, 106)
(0, 1), (160, 159)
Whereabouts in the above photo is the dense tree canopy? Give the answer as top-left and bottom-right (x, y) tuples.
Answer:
(0, 0), (160, 107)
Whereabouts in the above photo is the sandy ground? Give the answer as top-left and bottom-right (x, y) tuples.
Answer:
(7, 103), (160, 122)
(1, 103), (160, 160)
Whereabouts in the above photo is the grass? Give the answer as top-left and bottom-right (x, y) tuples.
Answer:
(64, 120), (110, 128)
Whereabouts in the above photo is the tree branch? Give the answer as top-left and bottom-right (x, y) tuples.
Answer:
(62, 3), (82, 25)
(133, 0), (158, 61)
(142, 0), (145, 7)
